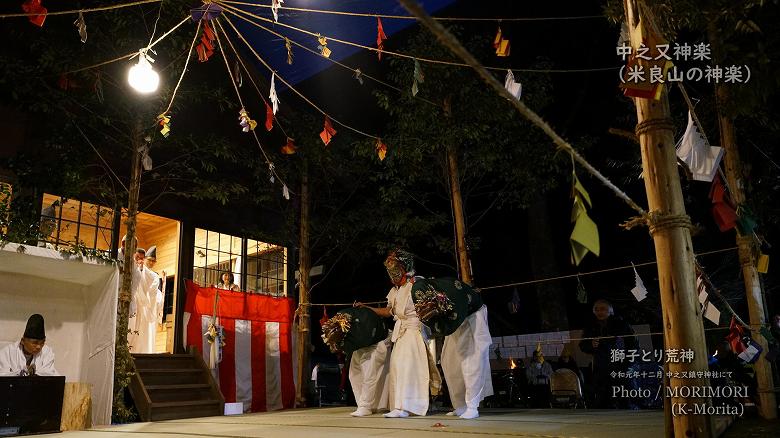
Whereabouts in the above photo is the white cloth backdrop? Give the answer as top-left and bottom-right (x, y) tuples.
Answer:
(0, 243), (118, 426)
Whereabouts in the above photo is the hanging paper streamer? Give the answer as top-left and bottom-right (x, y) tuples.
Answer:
(695, 267), (721, 325)
(726, 317), (762, 363)
(320, 116), (336, 146)
(377, 17), (388, 60)
(93, 72), (104, 104)
(282, 184), (290, 200)
(269, 73), (280, 115)
(197, 22), (216, 62)
(21, 0), (47, 27)
(576, 276), (588, 304)
(190, 3), (223, 21)
(265, 103), (274, 131)
(268, 163), (275, 184)
(620, 25), (673, 101)
(569, 172), (600, 266)
(74, 12), (87, 43)
(354, 69), (364, 85)
(271, 0), (284, 23)
(233, 60), (243, 88)
(703, 301), (721, 325)
(317, 35), (331, 58)
(675, 111), (723, 182)
(630, 263), (648, 302)
(493, 26), (510, 57)
(709, 175), (738, 232)
(57, 74), (78, 91)
(412, 59), (424, 96)
(157, 113), (171, 138)
(281, 138), (297, 155)
(617, 22), (630, 47)
(140, 144), (153, 171)
(507, 288), (520, 314)
(696, 273), (708, 307)
(504, 70), (522, 100)
(285, 38), (293, 65)
(238, 108), (257, 132)
(376, 139), (387, 161)
(735, 206), (758, 236)
(757, 253), (769, 274)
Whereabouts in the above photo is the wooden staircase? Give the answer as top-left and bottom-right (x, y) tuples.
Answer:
(129, 350), (224, 421)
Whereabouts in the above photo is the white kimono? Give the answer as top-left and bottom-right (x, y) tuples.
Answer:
(385, 282), (429, 416)
(0, 343), (59, 376)
(128, 266), (164, 354)
(349, 333), (392, 411)
(441, 305), (493, 412)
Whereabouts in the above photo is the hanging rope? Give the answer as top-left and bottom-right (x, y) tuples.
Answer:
(216, 1), (619, 74)
(219, 0), (606, 22)
(0, 0), (162, 19)
(61, 16), (190, 76)
(212, 17), (287, 190)
(161, 19), (202, 115)
(222, 7), (441, 108)
(477, 246), (737, 291)
(221, 13), (383, 141)
(212, 18), (290, 139)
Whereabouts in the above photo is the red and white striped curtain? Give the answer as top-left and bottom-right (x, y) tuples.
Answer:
(184, 280), (296, 412)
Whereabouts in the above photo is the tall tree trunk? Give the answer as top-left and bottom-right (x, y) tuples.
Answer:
(113, 120), (142, 421)
(443, 96), (473, 285)
(527, 196), (568, 331)
(447, 146), (473, 285)
(624, 2), (712, 436)
(295, 164), (311, 407)
(710, 42), (777, 417)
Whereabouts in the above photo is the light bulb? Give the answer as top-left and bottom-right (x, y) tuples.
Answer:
(128, 52), (159, 93)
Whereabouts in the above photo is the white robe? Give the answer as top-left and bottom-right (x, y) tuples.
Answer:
(441, 305), (494, 411)
(128, 266), (164, 354)
(0, 343), (58, 376)
(349, 333), (392, 411)
(385, 282), (429, 415)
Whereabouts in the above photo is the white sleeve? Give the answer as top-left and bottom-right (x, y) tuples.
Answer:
(0, 344), (21, 376)
(35, 346), (59, 376)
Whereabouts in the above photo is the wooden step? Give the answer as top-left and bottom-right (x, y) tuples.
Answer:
(132, 354), (197, 370)
(145, 384), (214, 403)
(149, 400), (223, 421)
(138, 369), (207, 385)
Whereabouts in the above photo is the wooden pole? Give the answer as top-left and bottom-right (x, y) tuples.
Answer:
(623, 2), (712, 437)
(113, 120), (142, 419)
(443, 97), (473, 285)
(710, 41), (777, 417)
(295, 164), (311, 407)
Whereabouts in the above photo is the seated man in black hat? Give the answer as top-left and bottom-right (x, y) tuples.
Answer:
(0, 314), (59, 376)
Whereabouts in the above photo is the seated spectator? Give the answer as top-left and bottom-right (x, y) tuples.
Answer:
(525, 349), (553, 407)
(0, 314), (59, 376)
(556, 347), (584, 384)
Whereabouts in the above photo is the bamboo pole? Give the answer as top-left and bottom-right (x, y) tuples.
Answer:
(295, 164), (311, 407)
(623, 2), (712, 436)
(709, 31), (777, 416)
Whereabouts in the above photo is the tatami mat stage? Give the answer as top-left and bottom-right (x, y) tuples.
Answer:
(61, 408), (665, 437)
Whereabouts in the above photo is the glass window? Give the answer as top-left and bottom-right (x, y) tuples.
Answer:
(40, 194), (114, 252)
(193, 228), (242, 289)
(193, 230), (287, 296)
(246, 239), (287, 297)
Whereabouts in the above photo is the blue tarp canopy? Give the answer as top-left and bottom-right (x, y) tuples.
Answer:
(225, 0), (456, 85)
